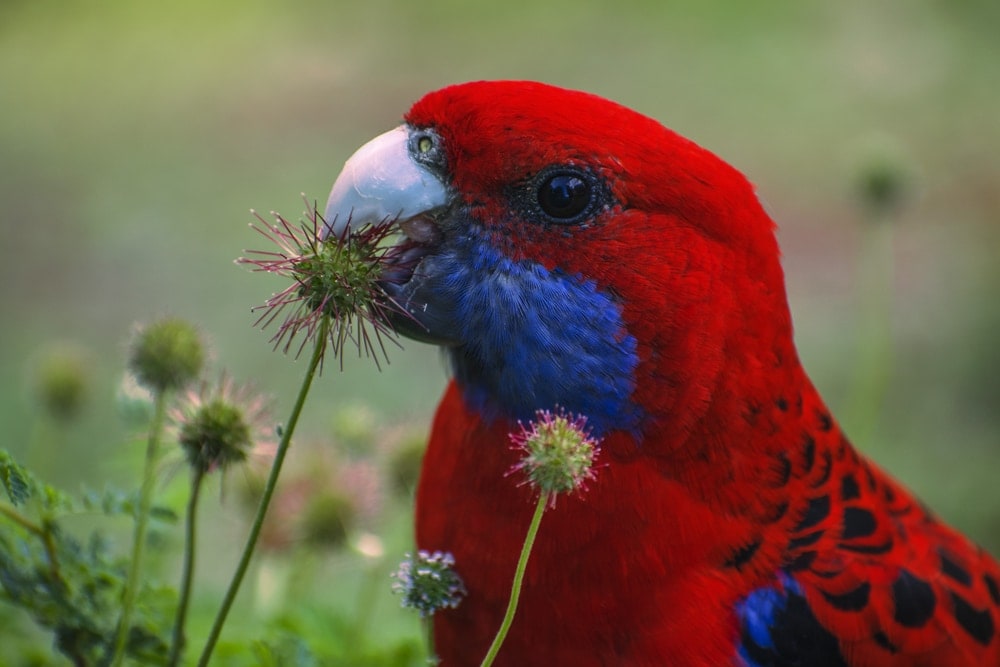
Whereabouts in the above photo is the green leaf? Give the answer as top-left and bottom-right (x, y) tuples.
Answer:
(38, 482), (72, 514)
(0, 472), (174, 666)
(0, 449), (33, 506)
(149, 505), (178, 523)
(251, 636), (318, 667)
(79, 486), (139, 518)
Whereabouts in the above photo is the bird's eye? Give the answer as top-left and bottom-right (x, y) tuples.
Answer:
(409, 128), (445, 170)
(537, 172), (592, 221)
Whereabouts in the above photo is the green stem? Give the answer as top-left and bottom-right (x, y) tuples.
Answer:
(110, 390), (168, 666)
(844, 216), (894, 441)
(0, 502), (44, 533)
(480, 493), (549, 667)
(169, 466), (205, 667)
(39, 518), (62, 583)
(425, 618), (438, 666)
(352, 561), (381, 645)
(195, 319), (329, 667)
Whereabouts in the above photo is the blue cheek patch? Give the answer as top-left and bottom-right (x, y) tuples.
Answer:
(438, 235), (642, 439)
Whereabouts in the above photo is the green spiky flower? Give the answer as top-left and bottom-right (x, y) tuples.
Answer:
(237, 201), (404, 368)
(128, 318), (205, 393)
(509, 408), (600, 503)
(172, 377), (271, 475)
(34, 343), (91, 422)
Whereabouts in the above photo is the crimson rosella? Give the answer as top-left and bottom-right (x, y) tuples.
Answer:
(322, 81), (1000, 666)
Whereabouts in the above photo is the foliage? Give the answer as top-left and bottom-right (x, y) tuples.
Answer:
(0, 451), (174, 665)
(0, 312), (430, 665)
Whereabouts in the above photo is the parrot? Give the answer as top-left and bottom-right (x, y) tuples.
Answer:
(322, 80), (1000, 666)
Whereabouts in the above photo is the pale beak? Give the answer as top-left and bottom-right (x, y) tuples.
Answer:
(322, 126), (448, 239)
(320, 125), (458, 345)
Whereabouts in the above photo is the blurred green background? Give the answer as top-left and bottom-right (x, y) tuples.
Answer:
(1, 0), (999, 658)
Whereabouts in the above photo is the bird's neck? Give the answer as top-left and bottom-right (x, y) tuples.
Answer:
(636, 344), (882, 584)
(645, 337), (834, 497)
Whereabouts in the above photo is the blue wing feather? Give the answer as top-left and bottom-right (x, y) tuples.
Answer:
(736, 572), (848, 667)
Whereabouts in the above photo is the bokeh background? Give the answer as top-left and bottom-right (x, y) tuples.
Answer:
(2, 0), (999, 661)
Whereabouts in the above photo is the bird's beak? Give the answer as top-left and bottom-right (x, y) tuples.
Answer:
(322, 125), (460, 345)
(322, 126), (448, 240)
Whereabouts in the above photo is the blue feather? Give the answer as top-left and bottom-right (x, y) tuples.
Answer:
(433, 228), (642, 438)
(735, 572), (848, 667)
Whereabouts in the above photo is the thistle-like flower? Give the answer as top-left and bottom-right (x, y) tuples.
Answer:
(171, 376), (272, 475)
(392, 550), (466, 618)
(33, 342), (91, 423)
(509, 408), (601, 504)
(237, 200), (404, 369)
(854, 138), (913, 218)
(128, 318), (205, 393)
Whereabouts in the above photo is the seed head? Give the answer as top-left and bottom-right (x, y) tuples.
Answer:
(330, 402), (378, 454)
(854, 137), (913, 219)
(300, 491), (355, 549)
(128, 318), (205, 393)
(171, 376), (271, 475)
(509, 408), (600, 504)
(33, 343), (91, 422)
(237, 199), (405, 369)
(392, 550), (466, 618)
(388, 431), (427, 497)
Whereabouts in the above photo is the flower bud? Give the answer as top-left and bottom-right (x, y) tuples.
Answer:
(854, 138), (913, 219)
(172, 377), (270, 475)
(300, 491), (355, 549)
(33, 343), (90, 422)
(392, 550), (466, 618)
(128, 318), (204, 393)
(330, 403), (378, 454)
(509, 408), (600, 502)
(388, 432), (427, 497)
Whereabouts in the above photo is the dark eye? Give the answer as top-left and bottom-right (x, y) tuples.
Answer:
(537, 172), (592, 221)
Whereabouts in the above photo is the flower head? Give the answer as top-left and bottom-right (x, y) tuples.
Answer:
(128, 318), (205, 393)
(387, 431), (427, 497)
(300, 490), (355, 549)
(33, 342), (91, 423)
(509, 408), (600, 504)
(853, 136), (913, 219)
(171, 376), (272, 475)
(237, 199), (404, 369)
(392, 550), (466, 618)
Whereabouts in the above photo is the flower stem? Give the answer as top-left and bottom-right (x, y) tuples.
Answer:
(425, 618), (439, 665)
(480, 492), (549, 667)
(844, 215), (894, 442)
(196, 318), (329, 667)
(110, 389), (168, 667)
(169, 465), (205, 667)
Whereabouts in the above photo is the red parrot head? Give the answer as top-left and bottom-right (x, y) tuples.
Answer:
(323, 81), (792, 441)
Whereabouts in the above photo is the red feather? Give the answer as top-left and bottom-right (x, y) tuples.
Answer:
(403, 81), (1000, 666)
